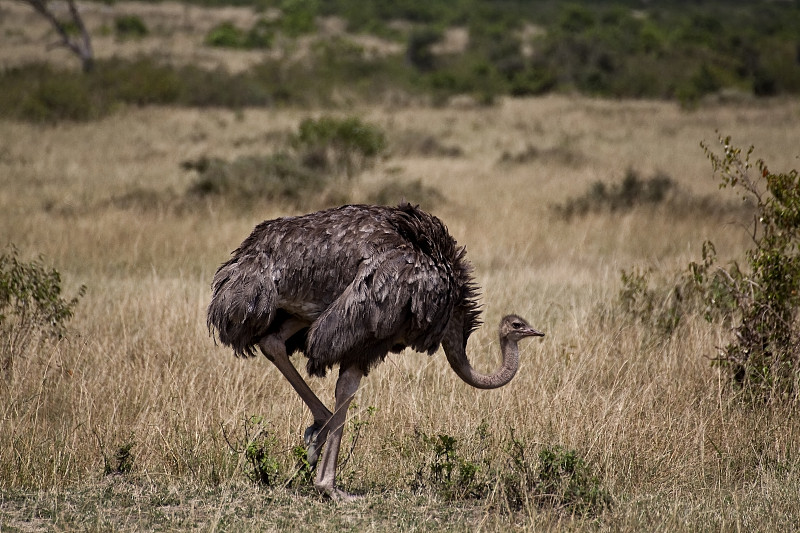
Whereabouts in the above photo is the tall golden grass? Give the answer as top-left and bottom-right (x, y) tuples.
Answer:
(2, 64), (800, 530)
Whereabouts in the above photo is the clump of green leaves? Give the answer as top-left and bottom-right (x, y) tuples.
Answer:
(292, 116), (387, 178)
(114, 15), (148, 39)
(368, 179), (444, 211)
(19, 73), (98, 122)
(407, 26), (443, 72)
(223, 415), (281, 487)
(290, 444), (314, 486)
(0, 246), (85, 373)
(413, 432), (484, 499)
(554, 169), (678, 220)
(534, 445), (611, 515)
(501, 434), (611, 516)
(278, 0), (319, 37)
(185, 153), (325, 207)
(617, 267), (696, 337)
(696, 135), (800, 400)
(617, 136), (800, 400)
(186, 116), (387, 208)
(244, 422), (281, 486)
(205, 19), (274, 49)
(102, 439), (136, 476)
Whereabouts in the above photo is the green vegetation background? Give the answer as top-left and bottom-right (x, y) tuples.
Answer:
(3, 0), (800, 122)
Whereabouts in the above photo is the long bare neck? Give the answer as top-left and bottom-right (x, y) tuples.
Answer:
(441, 312), (520, 390)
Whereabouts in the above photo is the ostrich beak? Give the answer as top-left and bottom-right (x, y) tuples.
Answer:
(526, 326), (545, 338)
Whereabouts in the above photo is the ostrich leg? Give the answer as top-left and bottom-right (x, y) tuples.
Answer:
(314, 365), (363, 501)
(258, 319), (332, 465)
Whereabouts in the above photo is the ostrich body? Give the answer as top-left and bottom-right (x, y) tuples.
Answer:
(207, 203), (543, 500)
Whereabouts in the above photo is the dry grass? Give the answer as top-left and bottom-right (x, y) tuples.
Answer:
(3, 6), (800, 528)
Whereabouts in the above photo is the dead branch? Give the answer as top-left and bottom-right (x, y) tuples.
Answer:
(20, 0), (94, 72)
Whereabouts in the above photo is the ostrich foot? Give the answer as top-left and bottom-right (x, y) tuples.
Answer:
(304, 422), (326, 467)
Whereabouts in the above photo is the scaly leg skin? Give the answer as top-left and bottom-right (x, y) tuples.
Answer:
(314, 365), (363, 502)
(258, 319), (333, 453)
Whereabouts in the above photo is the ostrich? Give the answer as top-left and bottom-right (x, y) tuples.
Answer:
(207, 203), (544, 501)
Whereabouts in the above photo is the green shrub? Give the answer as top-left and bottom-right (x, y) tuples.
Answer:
(292, 116), (387, 178)
(185, 117), (387, 208)
(205, 21), (247, 48)
(290, 444), (314, 486)
(0, 246), (85, 373)
(616, 136), (800, 401)
(102, 438), (136, 476)
(407, 26), (442, 72)
(534, 445), (611, 515)
(368, 179), (444, 211)
(243, 419), (281, 486)
(617, 267), (697, 337)
(114, 15), (148, 39)
(413, 432), (484, 500)
(205, 19), (275, 49)
(93, 57), (183, 105)
(695, 135), (800, 401)
(279, 0), (319, 37)
(222, 415), (282, 487)
(244, 18), (275, 48)
(554, 169), (678, 220)
(501, 433), (611, 516)
(186, 153), (325, 206)
(177, 65), (272, 108)
(22, 75), (95, 122)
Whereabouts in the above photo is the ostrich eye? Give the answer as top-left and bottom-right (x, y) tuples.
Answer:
(512, 322), (522, 329)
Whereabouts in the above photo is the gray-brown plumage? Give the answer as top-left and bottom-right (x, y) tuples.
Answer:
(207, 203), (544, 501)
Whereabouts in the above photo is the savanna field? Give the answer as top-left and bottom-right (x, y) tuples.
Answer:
(2, 2), (800, 531)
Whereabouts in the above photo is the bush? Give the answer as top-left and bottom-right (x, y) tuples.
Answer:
(186, 153), (325, 206)
(533, 445), (611, 515)
(244, 18), (275, 49)
(176, 65), (272, 108)
(500, 432), (611, 516)
(279, 0), (319, 37)
(413, 432), (484, 500)
(407, 27), (443, 72)
(554, 169), (678, 220)
(205, 19), (275, 49)
(185, 116), (386, 207)
(222, 415), (282, 487)
(22, 76), (96, 122)
(368, 179), (444, 211)
(292, 116), (387, 178)
(93, 57), (183, 105)
(616, 267), (700, 337)
(616, 136), (800, 401)
(205, 21), (248, 48)
(0, 246), (85, 373)
(695, 135), (800, 401)
(114, 15), (148, 39)
(102, 439), (136, 476)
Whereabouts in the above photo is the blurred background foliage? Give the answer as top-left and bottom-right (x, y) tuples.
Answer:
(2, 0), (800, 121)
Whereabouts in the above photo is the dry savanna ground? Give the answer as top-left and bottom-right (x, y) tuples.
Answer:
(3, 3), (800, 532)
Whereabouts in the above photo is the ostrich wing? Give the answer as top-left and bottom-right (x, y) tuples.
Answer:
(304, 249), (456, 377)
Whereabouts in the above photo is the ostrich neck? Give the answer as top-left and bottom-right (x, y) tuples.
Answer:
(441, 313), (520, 390)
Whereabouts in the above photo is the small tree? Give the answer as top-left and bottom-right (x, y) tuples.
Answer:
(20, 0), (94, 72)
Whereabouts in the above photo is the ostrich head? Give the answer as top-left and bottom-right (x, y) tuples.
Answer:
(500, 314), (544, 342)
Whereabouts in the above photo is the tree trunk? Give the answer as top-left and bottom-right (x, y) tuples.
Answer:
(23, 0), (95, 72)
